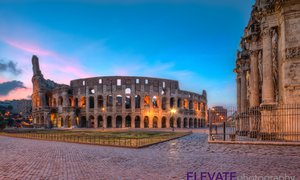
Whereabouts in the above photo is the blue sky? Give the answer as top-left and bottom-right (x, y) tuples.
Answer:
(0, 0), (254, 106)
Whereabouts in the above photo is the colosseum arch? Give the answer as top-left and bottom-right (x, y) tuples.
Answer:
(193, 101), (198, 111)
(107, 116), (112, 128)
(144, 116), (149, 128)
(125, 115), (131, 128)
(189, 118), (193, 128)
(66, 116), (71, 128)
(144, 95), (150, 107)
(74, 98), (78, 107)
(58, 96), (63, 106)
(50, 113), (56, 128)
(170, 117), (174, 128)
(116, 115), (122, 128)
(125, 96), (131, 109)
(41, 116), (44, 126)
(177, 117), (181, 128)
(183, 99), (188, 109)
(58, 116), (64, 128)
(177, 98), (182, 108)
(97, 95), (104, 108)
(189, 100), (193, 110)
(135, 95), (141, 109)
(153, 116), (158, 128)
(68, 97), (73, 107)
(170, 97), (175, 108)
(161, 116), (167, 128)
(98, 115), (103, 128)
(184, 118), (188, 128)
(194, 118), (197, 128)
(107, 95), (113, 107)
(80, 96), (86, 108)
(116, 95), (122, 107)
(80, 116), (87, 128)
(52, 98), (57, 107)
(135, 116), (141, 128)
(89, 115), (95, 128)
(152, 96), (159, 108)
(89, 96), (95, 109)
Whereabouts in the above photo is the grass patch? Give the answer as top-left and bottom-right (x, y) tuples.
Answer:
(0, 129), (191, 148)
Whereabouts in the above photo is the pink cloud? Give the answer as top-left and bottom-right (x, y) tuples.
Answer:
(0, 88), (32, 101)
(0, 38), (96, 101)
(3, 38), (54, 56)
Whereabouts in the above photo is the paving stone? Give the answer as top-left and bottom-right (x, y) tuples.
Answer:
(0, 133), (299, 180)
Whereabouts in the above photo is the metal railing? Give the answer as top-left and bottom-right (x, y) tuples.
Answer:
(209, 104), (300, 143)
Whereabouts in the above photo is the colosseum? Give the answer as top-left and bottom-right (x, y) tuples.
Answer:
(31, 55), (208, 129)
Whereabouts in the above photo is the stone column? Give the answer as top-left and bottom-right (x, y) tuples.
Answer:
(103, 114), (107, 128)
(262, 28), (275, 105)
(250, 51), (260, 107)
(240, 71), (247, 112)
(249, 51), (260, 136)
(236, 77), (241, 113)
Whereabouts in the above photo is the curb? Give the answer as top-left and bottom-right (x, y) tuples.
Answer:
(208, 140), (300, 146)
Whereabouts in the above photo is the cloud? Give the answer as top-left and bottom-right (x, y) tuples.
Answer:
(0, 59), (22, 75)
(0, 80), (26, 96)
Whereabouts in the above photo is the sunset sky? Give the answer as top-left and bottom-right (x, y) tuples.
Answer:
(0, 0), (254, 107)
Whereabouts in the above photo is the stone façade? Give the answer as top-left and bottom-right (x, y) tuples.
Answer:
(32, 56), (208, 129)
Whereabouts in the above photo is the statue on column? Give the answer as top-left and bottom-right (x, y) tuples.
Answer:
(271, 28), (279, 102)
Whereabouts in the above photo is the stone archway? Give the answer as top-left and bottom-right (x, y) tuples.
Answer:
(153, 116), (158, 128)
(88, 116), (95, 128)
(116, 116), (122, 128)
(80, 116), (87, 128)
(135, 116), (141, 128)
(98, 115), (103, 128)
(125, 116), (131, 128)
(66, 116), (71, 128)
(144, 116), (149, 128)
(177, 118), (181, 128)
(189, 118), (193, 128)
(161, 117), (167, 128)
(170, 117), (174, 128)
(184, 118), (188, 128)
(107, 116), (112, 128)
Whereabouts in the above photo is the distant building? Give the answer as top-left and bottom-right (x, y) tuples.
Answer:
(0, 100), (32, 116)
(209, 106), (227, 124)
(10, 100), (32, 116)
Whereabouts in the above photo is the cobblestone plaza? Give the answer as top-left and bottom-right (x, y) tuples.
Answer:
(0, 131), (299, 179)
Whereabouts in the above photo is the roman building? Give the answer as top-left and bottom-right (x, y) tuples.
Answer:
(32, 55), (208, 129)
(234, 0), (300, 140)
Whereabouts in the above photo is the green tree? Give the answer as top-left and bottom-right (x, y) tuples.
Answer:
(0, 115), (5, 130)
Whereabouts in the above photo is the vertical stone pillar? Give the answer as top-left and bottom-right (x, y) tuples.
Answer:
(240, 71), (247, 112)
(262, 28), (275, 105)
(250, 51), (260, 107)
(131, 116), (135, 128)
(236, 77), (241, 113)
(173, 115), (177, 128)
(166, 116), (170, 128)
(103, 114), (107, 128)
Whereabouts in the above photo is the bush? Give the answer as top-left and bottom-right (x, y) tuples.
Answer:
(0, 116), (6, 130)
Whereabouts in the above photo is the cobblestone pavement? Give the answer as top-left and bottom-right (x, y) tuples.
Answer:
(0, 132), (300, 180)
